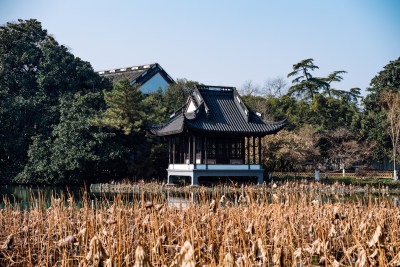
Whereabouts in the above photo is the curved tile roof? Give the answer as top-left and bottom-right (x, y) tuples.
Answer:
(149, 85), (286, 136)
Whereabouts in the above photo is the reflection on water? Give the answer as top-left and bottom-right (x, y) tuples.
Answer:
(166, 192), (196, 209)
(1, 185), (400, 208)
(0, 185), (88, 203)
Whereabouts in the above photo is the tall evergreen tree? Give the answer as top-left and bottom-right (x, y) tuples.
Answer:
(17, 93), (126, 184)
(361, 57), (400, 162)
(99, 80), (145, 135)
(0, 19), (113, 184)
(287, 58), (322, 100)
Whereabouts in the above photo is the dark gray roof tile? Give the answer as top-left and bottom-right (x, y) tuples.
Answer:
(149, 85), (286, 136)
(96, 63), (174, 85)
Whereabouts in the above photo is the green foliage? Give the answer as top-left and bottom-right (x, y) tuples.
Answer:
(0, 20), (201, 186)
(361, 57), (400, 162)
(99, 80), (145, 135)
(287, 58), (322, 100)
(163, 79), (199, 114)
(308, 94), (360, 132)
(96, 79), (182, 180)
(0, 19), (112, 184)
(143, 88), (168, 123)
(1, 19), (397, 182)
(243, 59), (365, 172)
(360, 111), (390, 161)
(320, 70), (347, 97)
(17, 93), (125, 184)
(242, 93), (359, 133)
(365, 57), (400, 109)
(287, 58), (360, 103)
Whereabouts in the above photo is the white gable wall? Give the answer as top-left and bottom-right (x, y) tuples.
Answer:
(186, 99), (196, 113)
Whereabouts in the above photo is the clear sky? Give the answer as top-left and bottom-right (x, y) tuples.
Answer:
(1, 0), (399, 95)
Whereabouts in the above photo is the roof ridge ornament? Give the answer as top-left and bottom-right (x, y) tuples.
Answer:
(193, 85), (210, 118)
(232, 87), (250, 122)
(95, 63), (158, 74)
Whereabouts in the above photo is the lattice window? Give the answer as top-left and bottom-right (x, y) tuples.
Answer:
(208, 141), (216, 158)
(229, 141), (242, 159)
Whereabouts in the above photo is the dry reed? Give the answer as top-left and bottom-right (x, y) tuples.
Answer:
(0, 181), (399, 266)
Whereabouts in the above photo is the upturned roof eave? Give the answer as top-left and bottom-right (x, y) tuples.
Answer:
(183, 124), (286, 136)
(149, 117), (287, 137)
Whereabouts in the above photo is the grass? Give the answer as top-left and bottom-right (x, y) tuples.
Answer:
(273, 174), (400, 188)
(0, 181), (400, 266)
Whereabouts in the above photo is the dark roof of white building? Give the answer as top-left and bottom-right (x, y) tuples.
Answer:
(96, 63), (174, 85)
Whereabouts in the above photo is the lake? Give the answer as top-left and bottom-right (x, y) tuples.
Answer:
(1, 184), (399, 209)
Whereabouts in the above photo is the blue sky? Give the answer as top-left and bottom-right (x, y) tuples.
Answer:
(1, 0), (399, 95)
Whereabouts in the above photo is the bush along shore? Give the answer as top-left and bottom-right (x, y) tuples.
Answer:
(1, 182), (400, 266)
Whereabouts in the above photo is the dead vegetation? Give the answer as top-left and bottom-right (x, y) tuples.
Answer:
(0, 182), (399, 266)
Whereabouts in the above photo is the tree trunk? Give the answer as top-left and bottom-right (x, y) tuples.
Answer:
(394, 151), (398, 181)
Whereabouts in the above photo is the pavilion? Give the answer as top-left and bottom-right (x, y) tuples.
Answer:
(149, 85), (286, 185)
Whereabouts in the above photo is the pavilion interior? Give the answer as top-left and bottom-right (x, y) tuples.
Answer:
(167, 134), (263, 165)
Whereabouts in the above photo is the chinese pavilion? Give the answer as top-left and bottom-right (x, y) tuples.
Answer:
(149, 85), (286, 185)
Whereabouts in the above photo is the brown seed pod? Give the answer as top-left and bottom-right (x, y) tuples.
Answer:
(134, 245), (151, 267)
(86, 236), (109, 265)
(1, 234), (13, 250)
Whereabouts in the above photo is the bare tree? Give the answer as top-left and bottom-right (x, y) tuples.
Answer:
(262, 77), (288, 97)
(262, 126), (320, 171)
(381, 91), (400, 180)
(325, 128), (373, 175)
(239, 80), (261, 96)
